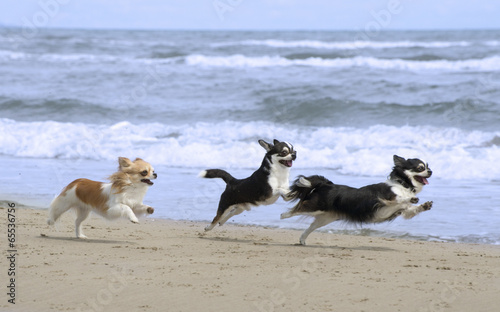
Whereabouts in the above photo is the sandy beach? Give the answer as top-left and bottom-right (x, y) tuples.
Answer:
(2, 202), (499, 312)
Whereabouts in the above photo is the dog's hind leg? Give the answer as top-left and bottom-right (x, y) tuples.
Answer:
(205, 216), (219, 232)
(75, 207), (91, 239)
(205, 204), (228, 232)
(205, 204), (248, 231)
(299, 213), (337, 245)
(218, 205), (247, 227)
(280, 210), (295, 219)
(205, 192), (247, 231)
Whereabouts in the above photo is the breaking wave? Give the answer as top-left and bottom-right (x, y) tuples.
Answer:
(1, 118), (499, 180)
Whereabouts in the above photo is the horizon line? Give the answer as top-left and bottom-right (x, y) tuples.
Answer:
(1, 24), (500, 33)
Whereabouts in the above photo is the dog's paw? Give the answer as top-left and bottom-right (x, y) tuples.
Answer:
(410, 197), (419, 204)
(147, 207), (154, 214)
(422, 201), (433, 211)
(282, 191), (295, 202)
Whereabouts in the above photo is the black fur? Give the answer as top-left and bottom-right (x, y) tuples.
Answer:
(202, 169), (236, 184)
(389, 155), (429, 192)
(283, 155), (433, 245)
(289, 175), (396, 223)
(205, 163), (273, 208)
(201, 139), (296, 231)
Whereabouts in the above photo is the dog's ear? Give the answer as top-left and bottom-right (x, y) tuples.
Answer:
(118, 157), (133, 168)
(259, 140), (273, 152)
(273, 139), (280, 145)
(393, 155), (406, 167)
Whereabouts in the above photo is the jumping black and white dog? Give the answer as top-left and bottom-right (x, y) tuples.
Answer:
(200, 139), (297, 231)
(281, 155), (432, 245)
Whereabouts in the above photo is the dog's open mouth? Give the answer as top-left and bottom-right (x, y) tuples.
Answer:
(279, 160), (293, 167)
(141, 179), (154, 185)
(415, 176), (429, 185)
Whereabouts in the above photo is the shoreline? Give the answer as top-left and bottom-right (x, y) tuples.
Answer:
(1, 204), (500, 311)
(1, 198), (497, 246)
(1, 155), (499, 246)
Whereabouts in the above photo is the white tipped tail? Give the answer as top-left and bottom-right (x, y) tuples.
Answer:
(297, 177), (312, 188)
(47, 191), (73, 226)
(47, 196), (58, 225)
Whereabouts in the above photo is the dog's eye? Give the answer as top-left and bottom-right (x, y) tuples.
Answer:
(141, 170), (148, 176)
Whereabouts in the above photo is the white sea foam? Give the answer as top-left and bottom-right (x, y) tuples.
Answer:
(185, 54), (500, 71)
(214, 39), (473, 50)
(0, 49), (171, 64)
(1, 118), (499, 180)
(0, 49), (121, 63)
(3, 48), (499, 72)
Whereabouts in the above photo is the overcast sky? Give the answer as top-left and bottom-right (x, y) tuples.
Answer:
(1, 0), (499, 30)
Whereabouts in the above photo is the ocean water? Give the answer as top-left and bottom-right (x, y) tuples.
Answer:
(1, 28), (499, 244)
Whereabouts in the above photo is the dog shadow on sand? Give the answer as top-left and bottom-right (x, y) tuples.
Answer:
(37, 234), (135, 245)
(196, 234), (396, 252)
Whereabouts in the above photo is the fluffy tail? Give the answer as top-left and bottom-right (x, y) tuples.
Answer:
(281, 175), (332, 219)
(47, 195), (71, 225)
(286, 175), (329, 202)
(198, 169), (236, 184)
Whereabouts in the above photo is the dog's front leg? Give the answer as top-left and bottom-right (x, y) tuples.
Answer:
(396, 195), (419, 204)
(401, 201), (433, 219)
(107, 204), (139, 223)
(278, 187), (294, 201)
(132, 204), (155, 216)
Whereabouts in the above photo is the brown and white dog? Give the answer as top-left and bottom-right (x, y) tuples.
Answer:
(47, 157), (157, 238)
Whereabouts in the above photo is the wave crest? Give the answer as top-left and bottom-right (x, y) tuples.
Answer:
(1, 119), (499, 180)
(214, 39), (475, 50)
(185, 54), (500, 71)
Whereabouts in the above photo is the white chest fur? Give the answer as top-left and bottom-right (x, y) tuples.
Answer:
(386, 180), (418, 203)
(254, 161), (291, 206)
(105, 183), (148, 208)
(268, 163), (290, 193)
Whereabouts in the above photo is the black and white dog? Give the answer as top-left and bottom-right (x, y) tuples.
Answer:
(200, 139), (296, 231)
(281, 155), (433, 245)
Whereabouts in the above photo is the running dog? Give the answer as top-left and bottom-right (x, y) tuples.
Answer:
(281, 155), (432, 245)
(200, 139), (296, 231)
(47, 157), (157, 238)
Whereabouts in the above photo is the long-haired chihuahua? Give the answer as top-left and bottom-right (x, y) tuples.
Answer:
(282, 155), (432, 245)
(47, 157), (157, 238)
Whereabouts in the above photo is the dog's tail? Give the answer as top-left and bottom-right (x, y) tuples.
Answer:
(198, 169), (236, 184)
(47, 194), (67, 226)
(286, 175), (327, 201)
(281, 175), (332, 219)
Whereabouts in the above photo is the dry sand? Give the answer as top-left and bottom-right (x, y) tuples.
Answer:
(1, 203), (499, 312)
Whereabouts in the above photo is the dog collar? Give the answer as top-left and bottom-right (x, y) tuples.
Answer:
(395, 178), (416, 193)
